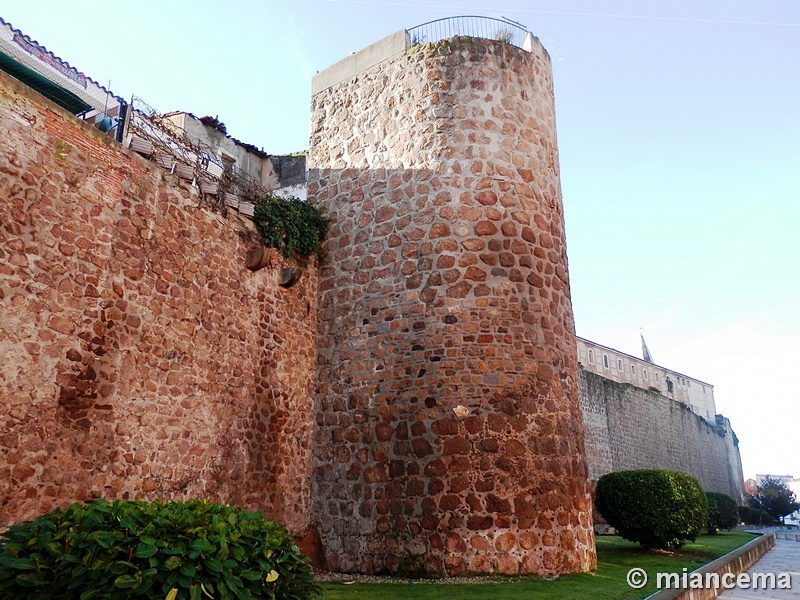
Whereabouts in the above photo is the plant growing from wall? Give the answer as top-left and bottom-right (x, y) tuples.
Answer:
(252, 194), (329, 263)
(493, 28), (514, 43)
(0, 498), (320, 600)
(595, 469), (708, 549)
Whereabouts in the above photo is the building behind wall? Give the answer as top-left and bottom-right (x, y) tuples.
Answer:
(0, 16), (127, 138)
(577, 337), (717, 422)
(576, 337), (744, 503)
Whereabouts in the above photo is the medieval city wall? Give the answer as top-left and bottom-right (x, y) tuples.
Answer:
(0, 70), (317, 534)
(0, 25), (749, 580)
(580, 369), (745, 501)
(309, 34), (596, 576)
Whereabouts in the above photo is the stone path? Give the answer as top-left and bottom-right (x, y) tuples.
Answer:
(716, 538), (800, 599)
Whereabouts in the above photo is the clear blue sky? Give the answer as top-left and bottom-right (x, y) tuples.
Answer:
(3, 0), (798, 480)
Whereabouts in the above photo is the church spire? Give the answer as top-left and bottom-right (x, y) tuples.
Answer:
(641, 332), (654, 363)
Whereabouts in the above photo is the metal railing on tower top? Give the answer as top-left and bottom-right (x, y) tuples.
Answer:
(407, 16), (528, 49)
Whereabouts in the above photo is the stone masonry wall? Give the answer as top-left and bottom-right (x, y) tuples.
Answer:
(0, 70), (317, 533)
(580, 369), (745, 501)
(309, 36), (596, 576)
(718, 415), (745, 502)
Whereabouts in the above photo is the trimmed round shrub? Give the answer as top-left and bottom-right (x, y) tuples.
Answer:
(706, 492), (739, 534)
(595, 469), (709, 549)
(0, 498), (320, 599)
(739, 505), (778, 526)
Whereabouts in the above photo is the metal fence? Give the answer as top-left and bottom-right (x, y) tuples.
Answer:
(407, 16), (528, 49)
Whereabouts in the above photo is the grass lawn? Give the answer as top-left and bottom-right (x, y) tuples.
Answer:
(318, 531), (757, 599)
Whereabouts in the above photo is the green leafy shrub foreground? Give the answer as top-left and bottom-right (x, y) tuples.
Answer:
(706, 492), (739, 533)
(0, 499), (319, 600)
(595, 469), (708, 549)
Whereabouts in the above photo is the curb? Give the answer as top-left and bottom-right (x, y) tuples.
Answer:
(644, 533), (775, 600)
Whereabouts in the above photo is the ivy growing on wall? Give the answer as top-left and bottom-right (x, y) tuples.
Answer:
(251, 194), (329, 262)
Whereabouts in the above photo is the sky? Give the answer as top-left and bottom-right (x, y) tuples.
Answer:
(2, 0), (798, 481)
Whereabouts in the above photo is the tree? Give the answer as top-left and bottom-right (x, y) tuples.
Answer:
(706, 492), (739, 533)
(748, 477), (800, 523)
(595, 469), (708, 549)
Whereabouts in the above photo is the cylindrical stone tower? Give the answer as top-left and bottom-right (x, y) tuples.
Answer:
(308, 26), (596, 576)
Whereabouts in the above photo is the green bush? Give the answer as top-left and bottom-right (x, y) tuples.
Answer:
(0, 499), (319, 600)
(738, 505), (778, 526)
(706, 492), (739, 533)
(253, 194), (329, 261)
(595, 469), (709, 549)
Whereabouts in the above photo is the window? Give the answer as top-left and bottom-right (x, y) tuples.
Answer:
(631, 365), (636, 375)
(643, 369), (648, 381)
(220, 152), (236, 173)
(588, 350), (594, 364)
(618, 359), (623, 371)
(655, 372), (659, 382)
(687, 380), (691, 388)
(603, 354), (609, 369)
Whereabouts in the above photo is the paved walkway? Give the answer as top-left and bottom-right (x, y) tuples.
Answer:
(716, 538), (800, 599)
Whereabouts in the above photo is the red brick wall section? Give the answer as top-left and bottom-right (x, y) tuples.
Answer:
(0, 71), (316, 534)
(309, 37), (597, 576)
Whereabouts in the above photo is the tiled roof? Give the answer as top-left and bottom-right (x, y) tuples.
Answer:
(0, 16), (122, 102)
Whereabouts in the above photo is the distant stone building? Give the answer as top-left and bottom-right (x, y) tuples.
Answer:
(578, 337), (744, 503)
(577, 337), (717, 422)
